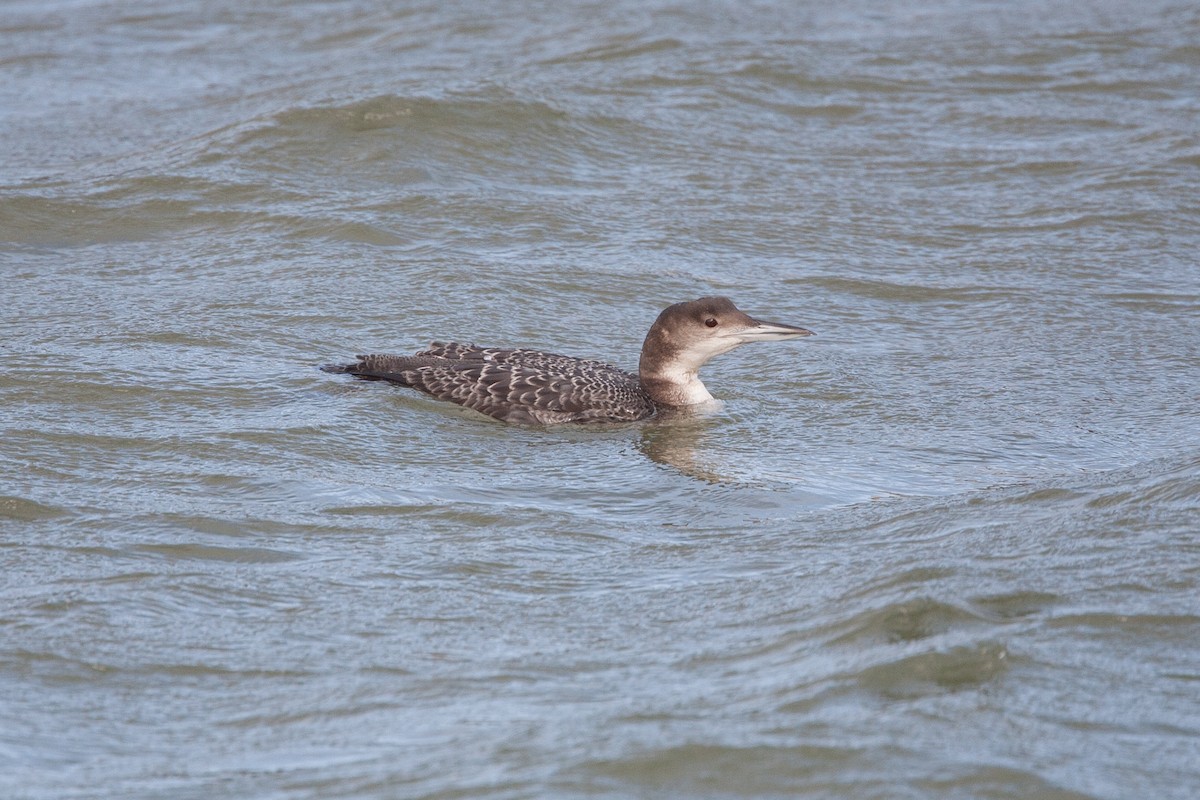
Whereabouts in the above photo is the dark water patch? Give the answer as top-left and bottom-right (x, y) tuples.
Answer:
(6, 647), (317, 684)
(828, 597), (992, 646)
(0, 495), (68, 522)
(538, 35), (684, 66)
(943, 210), (1158, 235)
(729, 59), (919, 95)
(132, 543), (303, 564)
(802, 275), (1027, 305)
(231, 92), (627, 195)
(856, 640), (1011, 698)
(969, 590), (1062, 621)
(915, 765), (1100, 800)
(840, 566), (960, 597)
(1101, 291), (1200, 314)
(1046, 612), (1200, 639)
(990, 159), (1090, 176)
(0, 189), (323, 249)
(575, 742), (865, 797)
(325, 502), (450, 517)
(216, 697), (409, 731)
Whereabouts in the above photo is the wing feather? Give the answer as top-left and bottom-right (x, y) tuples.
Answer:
(324, 342), (656, 423)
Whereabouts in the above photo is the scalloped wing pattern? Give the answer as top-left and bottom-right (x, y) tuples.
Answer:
(327, 343), (656, 424)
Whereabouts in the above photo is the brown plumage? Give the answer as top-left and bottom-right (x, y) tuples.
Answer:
(322, 297), (813, 425)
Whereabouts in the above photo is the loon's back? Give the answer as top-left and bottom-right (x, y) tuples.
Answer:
(323, 342), (656, 424)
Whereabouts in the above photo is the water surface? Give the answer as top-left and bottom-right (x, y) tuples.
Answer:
(2, 1), (1199, 798)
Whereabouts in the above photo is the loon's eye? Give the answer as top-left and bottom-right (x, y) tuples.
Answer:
(704, 318), (719, 328)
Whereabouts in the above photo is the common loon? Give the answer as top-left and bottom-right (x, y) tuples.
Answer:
(322, 296), (813, 424)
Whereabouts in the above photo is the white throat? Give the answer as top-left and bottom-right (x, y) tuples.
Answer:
(651, 365), (715, 405)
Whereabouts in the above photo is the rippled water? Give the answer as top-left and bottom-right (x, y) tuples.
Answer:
(3, 1), (1199, 798)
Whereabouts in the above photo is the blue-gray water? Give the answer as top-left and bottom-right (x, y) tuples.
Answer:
(2, 1), (1199, 798)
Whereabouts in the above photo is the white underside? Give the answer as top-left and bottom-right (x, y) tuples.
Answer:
(677, 379), (715, 405)
(657, 367), (715, 405)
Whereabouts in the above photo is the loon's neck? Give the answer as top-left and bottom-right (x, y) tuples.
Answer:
(639, 366), (714, 407)
(638, 325), (719, 408)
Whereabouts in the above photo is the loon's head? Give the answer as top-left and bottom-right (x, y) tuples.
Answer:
(638, 296), (813, 406)
(643, 296), (813, 369)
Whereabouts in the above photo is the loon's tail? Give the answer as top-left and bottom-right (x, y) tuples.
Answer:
(320, 354), (439, 385)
